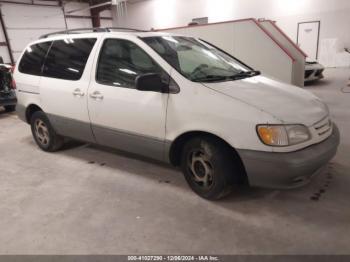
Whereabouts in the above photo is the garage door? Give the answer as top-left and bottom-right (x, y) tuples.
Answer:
(0, 2), (112, 64)
(1, 3), (66, 62)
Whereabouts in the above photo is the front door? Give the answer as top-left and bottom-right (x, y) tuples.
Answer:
(88, 38), (169, 161)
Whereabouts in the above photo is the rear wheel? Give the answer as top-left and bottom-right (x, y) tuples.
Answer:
(4, 105), (16, 112)
(180, 136), (241, 200)
(30, 111), (64, 152)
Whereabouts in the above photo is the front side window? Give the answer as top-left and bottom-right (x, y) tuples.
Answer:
(18, 41), (52, 76)
(142, 36), (257, 83)
(43, 38), (96, 80)
(96, 39), (168, 89)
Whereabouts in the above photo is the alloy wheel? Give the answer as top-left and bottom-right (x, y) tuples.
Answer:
(34, 119), (50, 146)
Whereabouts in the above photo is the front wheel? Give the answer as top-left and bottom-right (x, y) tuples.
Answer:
(30, 111), (64, 152)
(181, 136), (241, 200)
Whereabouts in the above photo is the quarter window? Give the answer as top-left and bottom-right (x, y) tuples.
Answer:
(96, 39), (168, 89)
(18, 41), (52, 76)
(43, 38), (96, 80)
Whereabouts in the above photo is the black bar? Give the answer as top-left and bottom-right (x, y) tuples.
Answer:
(0, 8), (14, 64)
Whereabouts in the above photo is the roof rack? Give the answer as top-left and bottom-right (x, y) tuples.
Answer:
(39, 27), (148, 39)
(40, 28), (107, 39)
(107, 27), (149, 32)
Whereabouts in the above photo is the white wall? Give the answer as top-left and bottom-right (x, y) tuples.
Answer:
(276, 9), (350, 67)
(2, 3), (66, 61)
(114, 0), (350, 29)
(164, 20), (295, 85)
(259, 21), (306, 86)
(0, 1), (112, 64)
(64, 2), (113, 29)
(0, 0), (63, 63)
(114, 0), (350, 67)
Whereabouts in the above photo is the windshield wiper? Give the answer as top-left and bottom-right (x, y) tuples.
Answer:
(192, 75), (229, 82)
(229, 70), (261, 80)
(192, 70), (261, 83)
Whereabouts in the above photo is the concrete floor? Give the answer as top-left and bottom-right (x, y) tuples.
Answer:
(0, 68), (349, 255)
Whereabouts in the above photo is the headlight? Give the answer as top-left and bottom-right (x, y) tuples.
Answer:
(257, 124), (311, 146)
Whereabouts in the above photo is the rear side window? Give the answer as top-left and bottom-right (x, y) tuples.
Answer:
(18, 41), (52, 75)
(96, 39), (168, 89)
(43, 38), (96, 80)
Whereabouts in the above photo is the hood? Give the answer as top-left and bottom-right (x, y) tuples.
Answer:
(305, 58), (318, 64)
(305, 62), (325, 70)
(203, 76), (328, 126)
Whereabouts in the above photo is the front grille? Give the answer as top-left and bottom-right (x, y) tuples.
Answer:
(313, 117), (332, 137)
(305, 70), (314, 78)
(315, 69), (324, 77)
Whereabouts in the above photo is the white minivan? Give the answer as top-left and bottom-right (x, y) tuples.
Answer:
(14, 28), (339, 200)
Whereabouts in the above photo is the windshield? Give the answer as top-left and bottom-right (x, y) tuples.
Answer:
(141, 36), (257, 82)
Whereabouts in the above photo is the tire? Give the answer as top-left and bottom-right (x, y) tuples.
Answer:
(30, 111), (64, 152)
(180, 136), (241, 200)
(4, 105), (16, 112)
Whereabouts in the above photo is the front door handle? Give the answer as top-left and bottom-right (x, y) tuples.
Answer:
(90, 91), (104, 100)
(73, 88), (85, 97)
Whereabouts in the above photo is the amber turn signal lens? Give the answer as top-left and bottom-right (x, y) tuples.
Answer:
(258, 127), (273, 144)
(257, 126), (289, 146)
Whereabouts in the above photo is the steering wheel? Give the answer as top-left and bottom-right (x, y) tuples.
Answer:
(189, 64), (209, 79)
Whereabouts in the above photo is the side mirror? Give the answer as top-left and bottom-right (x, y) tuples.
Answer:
(135, 73), (167, 93)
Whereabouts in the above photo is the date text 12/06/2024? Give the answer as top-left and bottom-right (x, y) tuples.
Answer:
(128, 256), (220, 261)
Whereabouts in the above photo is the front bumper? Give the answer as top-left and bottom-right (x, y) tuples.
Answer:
(305, 71), (324, 82)
(305, 65), (325, 82)
(237, 124), (340, 189)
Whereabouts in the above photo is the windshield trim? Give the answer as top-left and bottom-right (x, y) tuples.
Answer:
(139, 36), (254, 83)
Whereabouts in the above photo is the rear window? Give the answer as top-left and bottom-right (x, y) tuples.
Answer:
(43, 38), (96, 80)
(18, 41), (52, 76)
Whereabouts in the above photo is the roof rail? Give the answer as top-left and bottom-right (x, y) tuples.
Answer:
(39, 27), (148, 39)
(106, 27), (149, 32)
(40, 28), (107, 39)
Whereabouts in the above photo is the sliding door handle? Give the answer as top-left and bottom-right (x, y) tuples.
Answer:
(90, 91), (104, 100)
